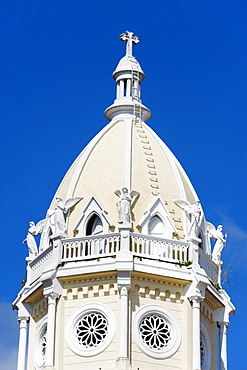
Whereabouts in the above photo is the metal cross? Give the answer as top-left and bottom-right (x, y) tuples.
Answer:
(119, 31), (139, 56)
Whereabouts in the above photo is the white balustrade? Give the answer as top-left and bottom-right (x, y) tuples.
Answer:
(130, 233), (190, 263)
(198, 248), (219, 283)
(62, 233), (121, 262)
(28, 245), (53, 284)
(27, 233), (217, 284)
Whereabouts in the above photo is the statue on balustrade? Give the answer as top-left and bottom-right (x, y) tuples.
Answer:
(115, 188), (139, 225)
(23, 220), (45, 257)
(173, 199), (203, 239)
(54, 196), (83, 235)
(207, 223), (227, 264)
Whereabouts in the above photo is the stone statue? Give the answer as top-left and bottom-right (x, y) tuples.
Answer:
(39, 209), (55, 252)
(207, 223), (227, 263)
(115, 188), (139, 225)
(54, 196), (83, 235)
(173, 199), (203, 239)
(23, 220), (45, 257)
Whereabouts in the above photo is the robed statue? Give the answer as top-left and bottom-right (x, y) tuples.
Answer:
(115, 188), (139, 225)
(23, 220), (45, 257)
(207, 223), (227, 264)
(54, 197), (83, 235)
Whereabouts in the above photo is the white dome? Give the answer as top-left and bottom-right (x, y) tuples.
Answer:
(50, 117), (198, 239)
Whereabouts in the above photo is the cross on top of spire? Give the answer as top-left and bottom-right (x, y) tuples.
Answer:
(120, 31), (139, 57)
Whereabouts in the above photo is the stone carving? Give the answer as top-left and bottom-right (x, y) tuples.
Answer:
(120, 31), (139, 56)
(54, 197), (83, 235)
(173, 199), (203, 239)
(115, 188), (139, 225)
(207, 223), (227, 263)
(39, 209), (55, 252)
(23, 220), (45, 257)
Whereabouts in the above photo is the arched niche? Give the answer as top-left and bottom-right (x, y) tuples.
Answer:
(148, 215), (166, 237)
(86, 213), (103, 236)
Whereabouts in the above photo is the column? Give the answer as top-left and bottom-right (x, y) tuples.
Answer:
(190, 294), (203, 370)
(116, 82), (120, 99)
(219, 322), (228, 370)
(118, 284), (130, 359)
(44, 293), (58, 369)
(126, 79), (131, 97)
(17, 316), (29, 370)
(120, 80), (124, 98)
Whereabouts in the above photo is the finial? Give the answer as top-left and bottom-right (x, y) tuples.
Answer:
(120, 31), (139, 57)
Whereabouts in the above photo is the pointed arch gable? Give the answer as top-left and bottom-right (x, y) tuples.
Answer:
(73, 196), (113, 236)
(137, 197), (177, 239)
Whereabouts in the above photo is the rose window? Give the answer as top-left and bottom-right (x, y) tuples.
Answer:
(34, 321), (47, 370)
(66, 303), (115, 357)
(133, 305), (181, 359)
(139, 314), (171, 350)
(199, 324), (211, 370)
(200, 337), (205, 367)
(41, 328), (47, 360)
(75, 312), (108, 348)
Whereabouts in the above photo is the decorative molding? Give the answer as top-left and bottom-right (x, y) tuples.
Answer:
(203, 297), (217, 311)
(132, 284), (184, 303)
(201, 304), (214, 323)
(63, 282), (119, 299)
(62, 273), (117, 286)
(132, 274), (186, 287)
(33, 297), (48, 322)
(133, 123), (160, 196)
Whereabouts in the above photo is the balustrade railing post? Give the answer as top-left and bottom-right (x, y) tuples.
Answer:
(187, 236), (201, 265)
(51, 235), (63, 266)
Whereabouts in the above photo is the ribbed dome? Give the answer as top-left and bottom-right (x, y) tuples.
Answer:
(50, 117), (198, 239)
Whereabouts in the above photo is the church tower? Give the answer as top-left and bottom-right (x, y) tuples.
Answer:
(14, 32), (235, 370)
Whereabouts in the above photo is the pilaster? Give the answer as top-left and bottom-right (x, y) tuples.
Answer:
(17, 315), (29, 370)
(117, 226), (131, 369)
(44, 293), (59, 370)
(190, 290), (204, 370)
(219, 321), (229, 370)
(117, 284), (131, 364)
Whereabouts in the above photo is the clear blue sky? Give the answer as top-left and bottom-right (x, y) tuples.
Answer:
(1, 1), (246, 368)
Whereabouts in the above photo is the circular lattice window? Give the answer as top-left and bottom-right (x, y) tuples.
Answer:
(34, 319), (47, 370)
(200, 323), (211, 370)
(66, 303), (115, 357)
(133, 305), (181, 359)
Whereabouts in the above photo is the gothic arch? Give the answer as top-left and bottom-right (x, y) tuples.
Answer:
(85, 213), (103, 236)
(148, 214), (166, 236)
(137, 197), (177, 239)
(73, 196), (113, 236)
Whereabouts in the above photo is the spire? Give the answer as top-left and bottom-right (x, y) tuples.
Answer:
(104, 31), (151, 122)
